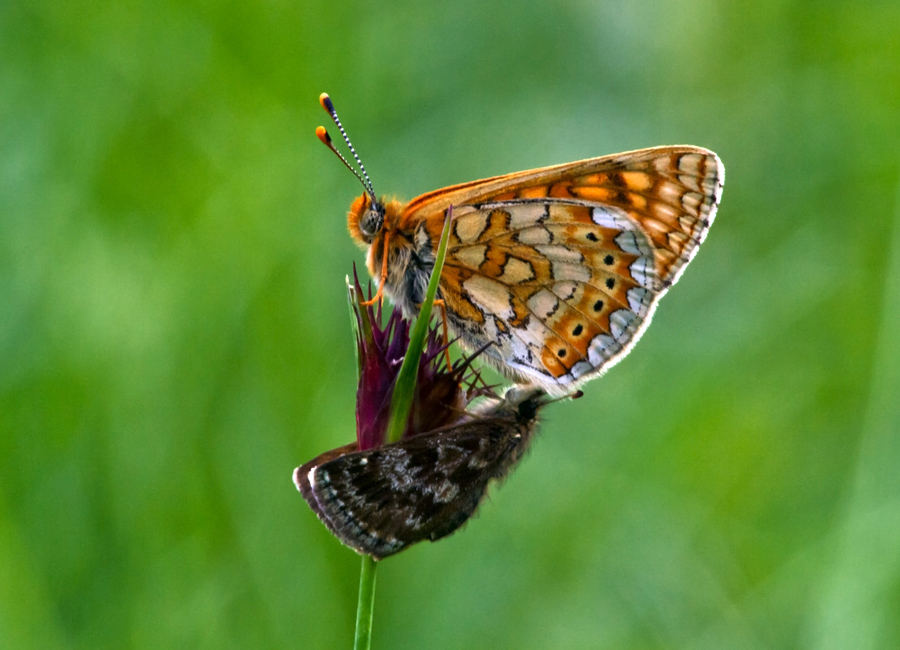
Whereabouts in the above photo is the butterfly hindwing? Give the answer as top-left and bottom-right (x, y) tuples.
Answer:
(409, 147), (723, 391)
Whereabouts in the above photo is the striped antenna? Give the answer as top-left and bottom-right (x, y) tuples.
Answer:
(316, 93), (377, 201)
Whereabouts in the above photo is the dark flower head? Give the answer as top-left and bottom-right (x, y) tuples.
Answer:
(350, 267), (484, 451)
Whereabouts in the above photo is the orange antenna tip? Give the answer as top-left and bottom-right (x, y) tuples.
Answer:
(316, 126), (332, 145)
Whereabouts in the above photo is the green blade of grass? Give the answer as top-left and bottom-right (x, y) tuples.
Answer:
(384, 207), (453, 444)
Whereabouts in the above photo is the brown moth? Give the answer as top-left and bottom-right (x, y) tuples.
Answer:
(294, 387), (549, 560)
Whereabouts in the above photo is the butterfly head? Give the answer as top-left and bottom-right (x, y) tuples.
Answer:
(348, 193), (385, 244)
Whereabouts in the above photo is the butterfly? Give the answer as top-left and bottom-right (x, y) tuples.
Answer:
(294, 386), (548, 560)
(316, 94), (724, 395)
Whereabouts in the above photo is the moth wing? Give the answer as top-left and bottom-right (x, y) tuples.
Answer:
(294, 417), (523, 560)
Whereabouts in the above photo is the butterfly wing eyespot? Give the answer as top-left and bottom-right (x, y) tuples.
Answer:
(392, 146), (724, 393)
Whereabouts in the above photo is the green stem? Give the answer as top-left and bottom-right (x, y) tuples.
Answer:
(383, 207), (454, 444)
(353, 555), (378, 650)
(353, 206), (453, 650)
(351, 207), (453, 648)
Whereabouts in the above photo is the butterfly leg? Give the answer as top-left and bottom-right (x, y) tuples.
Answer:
(359, 231), (392, 306)
(432, 298), (452, 367)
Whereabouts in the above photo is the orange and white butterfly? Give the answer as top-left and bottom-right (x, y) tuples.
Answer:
(317, 94), (724, 396)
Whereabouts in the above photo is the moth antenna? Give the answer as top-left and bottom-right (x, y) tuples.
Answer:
(542, 390), (583, 406)
(317, 93), (377, 200)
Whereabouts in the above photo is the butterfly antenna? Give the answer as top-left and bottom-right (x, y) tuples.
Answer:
(316, 126), (374, 200)
(316, 93), (377, 201)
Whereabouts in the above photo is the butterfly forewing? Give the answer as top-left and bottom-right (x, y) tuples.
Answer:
(410, 147), (723, 392)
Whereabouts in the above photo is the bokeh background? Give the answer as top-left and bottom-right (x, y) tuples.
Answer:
(3, 1), (900, 648)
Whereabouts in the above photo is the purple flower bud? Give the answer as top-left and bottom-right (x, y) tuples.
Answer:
(349, 268), (484, 451)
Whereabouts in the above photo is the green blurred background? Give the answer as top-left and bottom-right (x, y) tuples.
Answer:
(3, 1), (900, 648)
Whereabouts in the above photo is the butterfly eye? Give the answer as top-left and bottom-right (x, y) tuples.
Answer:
(359, 205), (384, 239)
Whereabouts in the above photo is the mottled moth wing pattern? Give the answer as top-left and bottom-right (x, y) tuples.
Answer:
(294, 387), (546, 560)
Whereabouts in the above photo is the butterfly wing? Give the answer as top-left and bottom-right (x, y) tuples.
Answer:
(411, 147), (724, 391)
